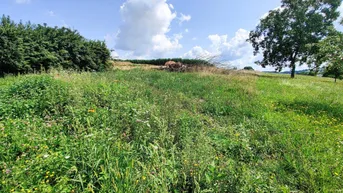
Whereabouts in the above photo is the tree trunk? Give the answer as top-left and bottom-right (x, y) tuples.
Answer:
(291, 62), (296, 78)
(290, 50), (298, 79)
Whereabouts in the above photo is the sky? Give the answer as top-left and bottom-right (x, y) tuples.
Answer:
(1, 0), (343, 71)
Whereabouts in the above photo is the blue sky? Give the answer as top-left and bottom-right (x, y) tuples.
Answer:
(1, 0), (342, 70)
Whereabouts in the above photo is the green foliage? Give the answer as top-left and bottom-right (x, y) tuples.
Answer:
(0, 15), (110, 75)
(243, 66), (254, 71)
(248, 0), (341, 78)
(0, 69), (342, 192)
(118, 58), (214, 66)
(317, 29), (343, 82)
(0, 75), (71, 119)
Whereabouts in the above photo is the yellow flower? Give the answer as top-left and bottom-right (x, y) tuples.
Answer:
(142, 176), (146, 180)
(194, 164), (199, 167)
(334, 172), (339, 176)
(88, 109), (96, 113)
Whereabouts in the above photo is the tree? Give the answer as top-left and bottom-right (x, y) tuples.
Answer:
(317, 29), (343, 82)
(248, 0), (341, 78)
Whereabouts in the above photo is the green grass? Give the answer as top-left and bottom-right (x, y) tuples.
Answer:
(0, 69), (342, 193)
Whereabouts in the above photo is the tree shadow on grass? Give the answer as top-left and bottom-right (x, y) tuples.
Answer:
(276, 100), (343, 123)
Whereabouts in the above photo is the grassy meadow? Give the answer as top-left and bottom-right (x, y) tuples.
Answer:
(0, 66), (342, 192)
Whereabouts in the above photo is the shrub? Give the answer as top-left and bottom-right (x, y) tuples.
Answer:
(243, 66), (254, 71)
(0, 15), (110, 75)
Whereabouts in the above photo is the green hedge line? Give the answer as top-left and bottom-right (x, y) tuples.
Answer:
(116, 58), (214, 66)
(0, 15), (110, 75)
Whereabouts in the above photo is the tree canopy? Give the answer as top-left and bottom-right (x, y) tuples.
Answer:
(248, 0), (341, 78)
(317, 29), (343, 82)
(0, 15), (110, 75)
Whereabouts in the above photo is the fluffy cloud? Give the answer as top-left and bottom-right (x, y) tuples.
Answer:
(183, 46), (212, 59)
(15, 0), (30, 4)
(47, 11), (55, 17)
(178, 13), (191, 25)
(115, 0), (183, 57)
(184, 29), (262, 69)
(169, 4), (174, 9)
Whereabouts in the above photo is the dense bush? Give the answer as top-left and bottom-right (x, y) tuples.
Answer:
(0, 15), (110, 75)
(243, 66), (254, 71)
(117, 58), (214, 67)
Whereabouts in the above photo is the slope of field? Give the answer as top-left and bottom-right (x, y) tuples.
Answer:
(0, 68), (342, 192)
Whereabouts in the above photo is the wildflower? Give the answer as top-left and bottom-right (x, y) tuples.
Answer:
(43, 154), (49, 158)
(235, 133), (240, 137)
(194, 164), (199, 167)
(334, 172), (339, 176)
(5, 169), (11, 174)
(65, 155), (70, 159)
(142, 176), (146, 180)
(88, 109), (95, 113)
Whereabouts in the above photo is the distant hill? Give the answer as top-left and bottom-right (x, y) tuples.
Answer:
(263, 69), (311, 74)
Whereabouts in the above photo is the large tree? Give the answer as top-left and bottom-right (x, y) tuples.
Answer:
(318, 29), (343, 82)
(248, 0), (341, 78)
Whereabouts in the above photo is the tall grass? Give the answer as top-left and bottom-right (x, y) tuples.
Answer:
(0, 69), (342, 192)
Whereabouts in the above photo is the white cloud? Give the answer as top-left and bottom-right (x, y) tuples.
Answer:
(169, 3), (174, 9)
(178, 13), (191, 25)
(15, 0), (30, 4)
(110, 51), (119, 59)
(184, 29), (266, 70)
(192, 37), (197, 41)
(185, 28), (189, 33)
(115, 0), (182, 57)
(47, 11), (55, 17)
(183, 46), (212, 59)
